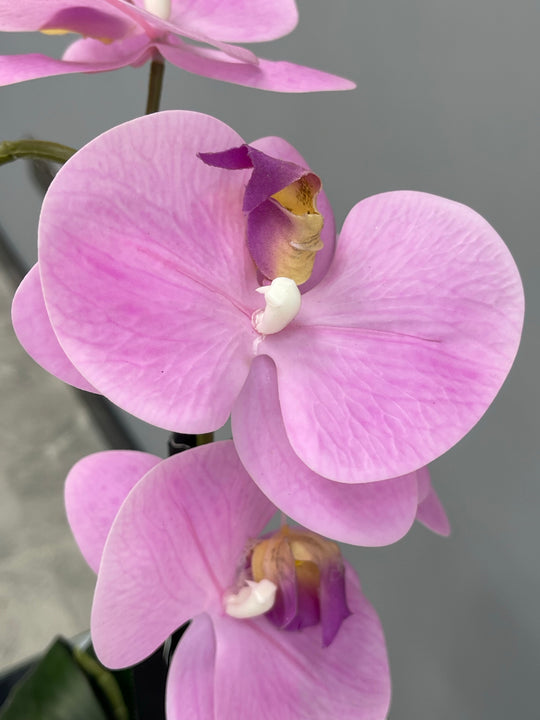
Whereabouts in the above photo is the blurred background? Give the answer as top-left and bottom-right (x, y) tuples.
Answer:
(1, 0), (539, 717)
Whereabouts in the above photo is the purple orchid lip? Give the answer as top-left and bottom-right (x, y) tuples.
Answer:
(200, 143), (325, 286)
(249, 525), (351, 646)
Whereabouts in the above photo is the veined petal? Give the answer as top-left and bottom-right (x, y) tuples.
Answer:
(232, 355), (419, 545)
(210, 567), (390, 720)
(262, 191), (524, 483)
(11, 264), (96, 392)
(65, 450), (161, 572)
(167, 0), (299, 43)
(39, 111), (257, 432)
(166, 613), (216, 720)
(157, 40), (355, 92)
(92, 441), (275, 668)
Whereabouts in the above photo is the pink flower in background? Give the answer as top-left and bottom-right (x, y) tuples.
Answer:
(65, 441), (391, 720)
(12, 111), (521, 542)
(0, 0), (354, 92)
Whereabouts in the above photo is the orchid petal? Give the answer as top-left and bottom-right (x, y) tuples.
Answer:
(0, 1), (130, 31)
(250, 136), (336, 292)
(167, 0), (299, 43)
(0, 42), (149, 85)
(40, 6), (131, 39)
(263, 191), (524, 482)
(61, 32), (151, 65)
(91, 441), (275, 668)
(101, 0), (258, 63)
(415, 467), (450, 536)
(65, 450), (161, 572)
(232, 355), (419, 545)
(166, 614), (216, 720)
(210, 568), (389, 720)
(157, 40), (355, 92)
(39, 111), (257, 432)
(11, 264), (96, 392)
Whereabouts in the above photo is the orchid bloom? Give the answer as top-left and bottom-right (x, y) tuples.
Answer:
(12, 111), (522, 543)
(0, 1), (354, 92)
(65, 441), (391, 720)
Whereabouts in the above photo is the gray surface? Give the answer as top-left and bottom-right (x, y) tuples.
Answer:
(0, 264), (104, 667)
(1, 1), (539, 717)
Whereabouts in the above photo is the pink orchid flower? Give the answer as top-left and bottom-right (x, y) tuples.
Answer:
(65, 441), (391, 720)
(12, 111), (522, 543)
(0, 0), (354, 92)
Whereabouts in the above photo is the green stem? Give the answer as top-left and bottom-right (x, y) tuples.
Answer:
(145, 59), (165, 114)
(0, 139), (76, 166)
(196, 432), (214, 446)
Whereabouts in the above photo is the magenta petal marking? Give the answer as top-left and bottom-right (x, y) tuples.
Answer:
(65, 450), (161, 573)
(91, 442), (275, 668)
(232, 356), (419, 545)
(11, 264), (96, 392)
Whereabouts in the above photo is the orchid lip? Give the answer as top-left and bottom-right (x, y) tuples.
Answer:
(252, 277), (301, 335)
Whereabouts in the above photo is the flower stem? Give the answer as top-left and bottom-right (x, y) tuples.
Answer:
(0, 139), (76, 166)
(145, 59), (165, 114)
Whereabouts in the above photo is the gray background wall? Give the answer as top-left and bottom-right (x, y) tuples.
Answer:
(1, 1), (539, 717)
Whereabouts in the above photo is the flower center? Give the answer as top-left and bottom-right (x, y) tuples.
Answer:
(143, 0), (172, 20)
(225, 526), (351, 646)
(252, 277), (301, 335)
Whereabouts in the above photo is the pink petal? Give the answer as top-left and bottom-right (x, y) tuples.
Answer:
(415, 468), (451, 536)
(208, 567), (389, 720)
(65, 450), (161, 572)
(157, 40), (355, 92)
(39, 111), (257, 432)
(0, 32), (151, 85)
(168, 0), (299, 43)
(250, 136), (336, 292)
(11, 264), (96, 392)
(0, 1), (130, 31)
(262, 191), (524, 483)
(232, 356), (419, 545)
(166, 614), (216, 720)
(101, 0), (258, 63)
(0, 48), (148, 85)
(91, 441), (275, 668)
(61, 32), (150, 65)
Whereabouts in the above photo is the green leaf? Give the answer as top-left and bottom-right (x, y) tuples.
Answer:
(0, 637), (109, 720)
